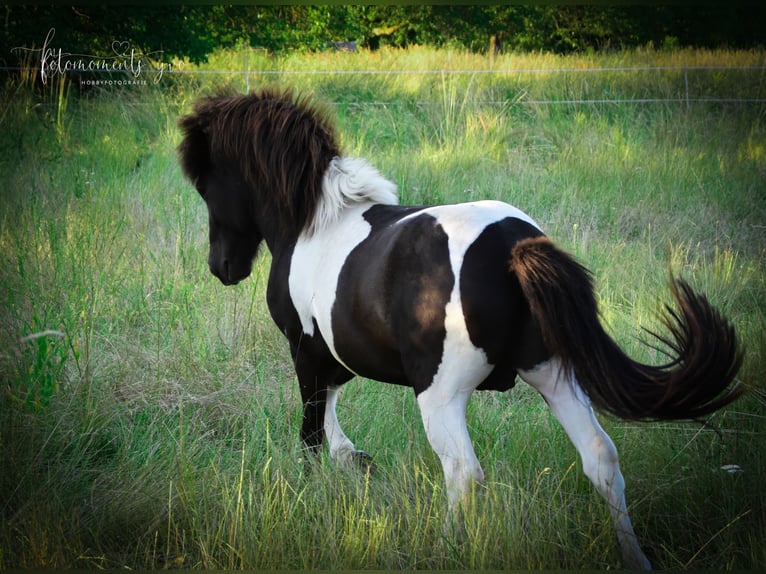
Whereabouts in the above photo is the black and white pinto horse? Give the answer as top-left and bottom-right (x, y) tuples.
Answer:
(178, 89), (743, 569)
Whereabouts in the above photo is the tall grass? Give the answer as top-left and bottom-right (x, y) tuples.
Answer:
(1, 47), (764, 569)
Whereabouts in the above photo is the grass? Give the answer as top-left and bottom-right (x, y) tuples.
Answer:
(1, 46), (764, 569)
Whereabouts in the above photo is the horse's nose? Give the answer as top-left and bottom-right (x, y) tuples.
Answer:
(219, 259), (240, 286)
(209, 257), (237, 286)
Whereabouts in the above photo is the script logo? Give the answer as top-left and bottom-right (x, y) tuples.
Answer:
(13, 28), (175, 86)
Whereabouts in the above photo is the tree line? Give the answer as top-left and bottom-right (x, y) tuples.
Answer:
(3, 4), (764, 68)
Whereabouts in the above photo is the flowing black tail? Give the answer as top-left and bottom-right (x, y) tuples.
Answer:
(510, 237), (744, 421)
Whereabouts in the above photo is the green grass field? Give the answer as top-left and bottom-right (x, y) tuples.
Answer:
(1, 46), (764, 569)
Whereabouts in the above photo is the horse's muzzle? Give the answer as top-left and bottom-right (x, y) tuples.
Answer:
(209, 257), (251, 286)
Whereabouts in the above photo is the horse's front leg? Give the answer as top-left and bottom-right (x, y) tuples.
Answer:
(324, 385), (374, 470)
(294, 355), (370, 469)
(295, 364), (327, 455)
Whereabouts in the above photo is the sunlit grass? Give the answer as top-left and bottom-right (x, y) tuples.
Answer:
(1, 46), (764, 569)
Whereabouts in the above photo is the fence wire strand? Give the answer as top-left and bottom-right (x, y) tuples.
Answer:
(4, 64), (765, 106)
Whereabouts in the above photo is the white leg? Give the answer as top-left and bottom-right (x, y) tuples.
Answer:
(417, 384), (484, 508)
(519, 359), (652, 570)
(414, 290), (493, 508)
(323, 386), (356, 461)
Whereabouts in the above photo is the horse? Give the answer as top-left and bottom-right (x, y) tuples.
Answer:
(177, 88), (743, 569)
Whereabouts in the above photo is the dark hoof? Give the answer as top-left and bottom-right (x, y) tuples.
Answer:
(350, 450), (376, 475)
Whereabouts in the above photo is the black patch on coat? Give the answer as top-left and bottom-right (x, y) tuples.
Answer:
(331, 205), (454, 394)
(459, 217), (549, 391)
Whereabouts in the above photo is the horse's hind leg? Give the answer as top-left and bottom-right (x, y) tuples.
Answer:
(417, 383), (484, 509)
(519, 359), (652, 570)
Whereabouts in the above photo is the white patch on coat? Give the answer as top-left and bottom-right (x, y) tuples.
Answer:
(395, 199), (540, 232)
(308, 156), (398, 236)
(289, 203), (372, 372)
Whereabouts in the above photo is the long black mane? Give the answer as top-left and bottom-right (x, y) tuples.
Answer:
(178, 88), (341, 235)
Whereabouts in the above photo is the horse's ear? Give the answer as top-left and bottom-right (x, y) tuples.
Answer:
(177, 114), (211, 195)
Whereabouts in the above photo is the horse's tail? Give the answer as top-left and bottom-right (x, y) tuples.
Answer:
(509, 236), (744, 421)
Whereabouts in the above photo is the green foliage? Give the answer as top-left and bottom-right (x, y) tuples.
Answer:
(3, 4), (765, 72)
(0, 48), (764, 569)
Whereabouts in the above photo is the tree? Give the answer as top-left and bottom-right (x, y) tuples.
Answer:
(3, 3), (764, 74)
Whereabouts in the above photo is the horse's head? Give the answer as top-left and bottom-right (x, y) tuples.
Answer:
(178, 100), (263, 286)
(178, 89), (341, 285)
(198, 164), (263, 286)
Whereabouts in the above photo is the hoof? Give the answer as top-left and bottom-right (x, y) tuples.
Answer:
(350, 450), (376, 475)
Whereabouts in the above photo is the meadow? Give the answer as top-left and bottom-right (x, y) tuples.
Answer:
(0, 46), (764, 569)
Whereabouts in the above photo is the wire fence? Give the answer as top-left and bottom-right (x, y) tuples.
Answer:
(168, 64), (766, 106)
(4, 63), (766, 107)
